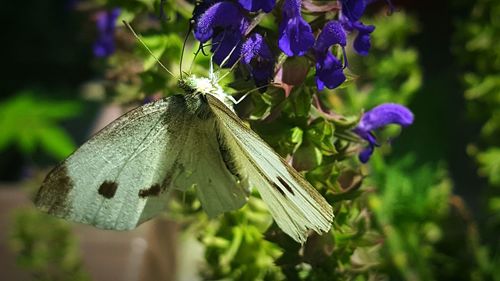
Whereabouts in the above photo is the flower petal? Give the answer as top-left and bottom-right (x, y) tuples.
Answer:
(93, 8), (120, 57)
(211, 30), (244, 67)
(282, 0), (302, 18)
(278, 16), (315, 56)
(358, 143), (375, 163)
(358, 103), (414, 132)
(315, 52), (346, 90)
(194, 2), (247, 43)
(353, 22), (375, 56)
(314, 20), (347, 52)
(340, 0), (366, 23)
(238, 0), (276, 12)
(242, 33), (274, 86)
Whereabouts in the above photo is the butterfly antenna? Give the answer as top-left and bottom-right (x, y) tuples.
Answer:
(207, 31), (229, 81)
(123, 21), (174, 77)
(216, 55), (242, 83)
(209, 51), (215, 80)
(213, 37), (242, 83)
(188, 42), (203, 74)
(180, 20), (194, 78)
(219, 38), (241, 69)
(231, 83), (270, 104)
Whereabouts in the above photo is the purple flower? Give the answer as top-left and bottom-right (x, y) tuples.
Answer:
(238, 0), (276, 12)
(339, 0), (380, 56)
(242, 33), (274, 87)
(194, 2), (249, 67)
(314, 21), (347, 53)
(314, 52), (345, 91)
(93, 8), (120, 57)
(278, 0), (314, 56)
(341, 18), (375, 56)
(313, 20), (347, 90)
(354, 103), (414, 163)
(352, 22), (375, 56)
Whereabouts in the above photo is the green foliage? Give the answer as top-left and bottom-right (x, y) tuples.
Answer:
(368, 156), (453, 280)
(0, 91), (80, 159)
(455, 0), (500, 180)
(9, 208), (90, 281)
(453, 3), (500, 278)
(201, 198), (285, 281)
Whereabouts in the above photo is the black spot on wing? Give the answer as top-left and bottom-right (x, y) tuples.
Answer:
(271, 182), (286, 196)
(139, 183), (162, 198)
(277, 176), (294, 195)
(98, 181), (118, 199)
(35, 164), (74, 215)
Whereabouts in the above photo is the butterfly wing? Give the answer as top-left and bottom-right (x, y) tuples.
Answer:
(207, 95), (333, 243)
(168, 94), (249, 217)
(36, 94), (248, 230)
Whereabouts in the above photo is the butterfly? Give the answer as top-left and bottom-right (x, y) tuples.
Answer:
(34, 24), (333, 244)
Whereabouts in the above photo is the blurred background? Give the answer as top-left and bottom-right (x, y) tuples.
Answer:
(0, 0), (498, 280)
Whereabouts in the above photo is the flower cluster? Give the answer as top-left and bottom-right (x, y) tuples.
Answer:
(93, 8), (120, 57)
(193, 0), (387, 90)
(193, 0), (275, 88)
(192, 0), (411, 163)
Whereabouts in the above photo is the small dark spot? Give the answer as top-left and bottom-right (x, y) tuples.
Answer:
(139, 183), (162, 198)
(277, 176), (294, 195)
(272, 182), (286, 196)
(98, 181), (118, 199)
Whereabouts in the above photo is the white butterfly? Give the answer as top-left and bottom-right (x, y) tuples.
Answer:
(35, 25), (333, 244)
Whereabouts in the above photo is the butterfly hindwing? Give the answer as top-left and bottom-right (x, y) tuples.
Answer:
(207, 95), (334, 243)
(171, 94), (249, 217)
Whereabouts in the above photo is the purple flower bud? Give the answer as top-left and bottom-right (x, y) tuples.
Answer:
(93, 8), (120, 58)
(354, 103), (414, 163)
(278, 0), (314, 56)
(238, 0), (276, 12)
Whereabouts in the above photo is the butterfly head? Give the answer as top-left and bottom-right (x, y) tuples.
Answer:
(179, 74), (235, 110)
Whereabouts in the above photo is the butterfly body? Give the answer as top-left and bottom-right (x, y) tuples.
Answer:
(35, 75), (333, 243)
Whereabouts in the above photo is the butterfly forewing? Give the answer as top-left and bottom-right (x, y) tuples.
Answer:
(36, 97), (183, 229)
(207, 95), (334, 243)
(35, 94), (248, 229)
